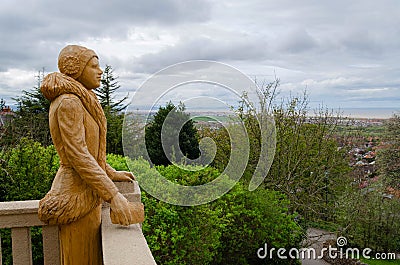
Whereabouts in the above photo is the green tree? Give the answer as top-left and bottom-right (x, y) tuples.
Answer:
(145, 102), (200, 166)
(95, 65), (129, 155)
(0, 69), (52, 148)
(378, 114), (400, 189)
(267, 97), (351, 222)
(14, 69), (49, 114)
(0, 98), (5, 110)
(200, 79), (351, 223)
(336, 181), (400, 252)
(96, 64), (128, 112)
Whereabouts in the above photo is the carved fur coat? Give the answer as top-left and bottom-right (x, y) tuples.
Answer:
(38, 72), (118, 225)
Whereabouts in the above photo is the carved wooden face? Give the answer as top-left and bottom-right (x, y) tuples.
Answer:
(77, 57), (103, 90)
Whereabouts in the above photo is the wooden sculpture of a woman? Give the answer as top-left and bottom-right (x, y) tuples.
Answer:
(38, 45), (135, 265)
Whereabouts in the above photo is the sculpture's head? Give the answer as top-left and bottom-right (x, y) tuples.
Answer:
(58, 45), (103, 90)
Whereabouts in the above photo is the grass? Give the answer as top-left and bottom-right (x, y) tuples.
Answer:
(335, 124), (386, 137)
(191, 115), (233, 123)
(360, 257), (400, 265)
(192, 116), (216, 122)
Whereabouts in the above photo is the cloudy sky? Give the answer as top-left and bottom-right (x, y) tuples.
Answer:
(1, 0), (400, 117)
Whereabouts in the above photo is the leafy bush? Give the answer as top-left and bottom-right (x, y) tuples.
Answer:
(0, 138), (59, 201)
(108, 155), (303, 264)
(212, 187), (303, 265)
(109, 157), (225, 264)
(0, 138), (59, 265)
(0, 143), (303, 265)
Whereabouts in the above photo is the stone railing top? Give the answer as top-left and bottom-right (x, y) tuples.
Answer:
(102, 181), (157, 265)
(0, 181), (156, 265)
(0, 200), (39, 216)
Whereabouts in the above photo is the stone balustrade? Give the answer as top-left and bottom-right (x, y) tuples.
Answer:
(0, 181), (156, 265)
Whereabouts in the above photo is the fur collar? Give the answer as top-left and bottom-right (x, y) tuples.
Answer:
(41, 72), (107, 169)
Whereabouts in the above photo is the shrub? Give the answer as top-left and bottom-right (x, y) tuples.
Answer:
(0, 138), (59, 265)
(109, 157), (224, 264)
(108, 155), (303, 264)
(0, 138), (59, 201)
(211, 185), (303, 265)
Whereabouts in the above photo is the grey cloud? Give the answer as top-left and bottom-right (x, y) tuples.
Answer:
(133, 36), (270, 73)
(1, 0), (400, 111)
(0, 0), (211, 71)
(278, 28), (318, 53)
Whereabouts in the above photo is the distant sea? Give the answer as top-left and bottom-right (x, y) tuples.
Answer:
(333, 108), (400, 119)
(127, 107), (400, 119)
(186, 107), (400, 119)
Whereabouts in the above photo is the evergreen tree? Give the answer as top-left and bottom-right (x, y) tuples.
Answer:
(95, 65), (128, 112)
(14, 69), (49, 114)
(1, 69), (52, 148)
(145, 102), (200, 166)
(0, 98), (5, 110)
(95, 64), (129, 155)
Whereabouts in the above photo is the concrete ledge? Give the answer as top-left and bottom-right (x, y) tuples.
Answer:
(115, 181), (142, 203)
(0, 200), (43, 228)
(101, 209), (156, 265)
(102, 181), (156, 265)
(0, 181), (156, 265)
(0, 200), (39, 215)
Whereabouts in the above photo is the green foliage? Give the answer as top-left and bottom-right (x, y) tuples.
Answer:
(198, 126), (231, 171)
(336, 182), (400, 253)
(95, 65), (129, 155)
(0, 138), (59, 265)
(145, 102), (200, 166)
(270, 109), (351, 221)
(96, 64), (128, 112)
(104, 107), (125, 155)
(108, 157), (224, 264)
(378, 114), (400, 189)
(141, 193), (223, 265)
(360, 257), (400, 265)
(0, 98), (6, 110)
(212, 187), (303, 265)
(0, 138), (59, 201)
(106, 153), (131, 171)
(200, 80), (352, 223)
(1, 70), (52, 148)
(107, 155), (303, 264)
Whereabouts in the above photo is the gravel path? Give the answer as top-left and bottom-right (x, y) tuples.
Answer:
(300, 228), (336, 265)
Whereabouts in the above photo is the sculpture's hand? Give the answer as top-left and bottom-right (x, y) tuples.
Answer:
(110, 192), (132, 226)
(111, 171), (135, 182)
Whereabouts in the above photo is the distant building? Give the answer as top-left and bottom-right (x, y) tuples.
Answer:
(0, 106), (15, 127)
